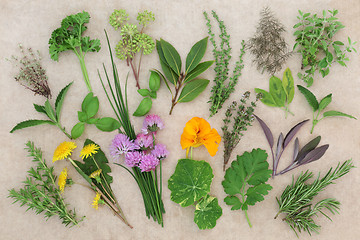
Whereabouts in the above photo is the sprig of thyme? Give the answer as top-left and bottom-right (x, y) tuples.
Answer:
(8, 141), (83, 227)
(204, 10), (246, 117)
(276, 160), (354, 236)
(222, 91), (261, 170)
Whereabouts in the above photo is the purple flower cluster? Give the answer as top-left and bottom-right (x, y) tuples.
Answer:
(110, 115), (168, 172)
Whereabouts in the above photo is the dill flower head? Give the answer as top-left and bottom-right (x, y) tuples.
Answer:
(139, 154), (159, 172)
(115, 38), (136, 60)
(142, 114), (164, 134)
(109, 9), (129, 30)
(137, 10), (155, 27)
(151, 144), (169, 160)
(92, 192), (101, 210)
(135, 33), (155, 55)
(121, 24), (139, 38)
(80, 143), (100, 159)
(58, 168), (68, 193)
(110, 134), (139, 161)
(53, 141), (77, 162)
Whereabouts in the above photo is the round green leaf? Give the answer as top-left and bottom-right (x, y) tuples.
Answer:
(81, 93), (99, 118)
(71, 122), (85, 139)
(149, 91), (157, 99)
(177, 79), (209, 103)
(168, 159), (214, 207)
(78, 111), (88, 122)
(133, 97), (152, 117)
(95, 117), (121, 132)
(194, 195), (222, 230)
(149, 70), (161, 91)
(137, 89), (150, 97)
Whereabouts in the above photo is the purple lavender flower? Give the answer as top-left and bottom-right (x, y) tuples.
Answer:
(125, 151), (143, 167)
(151, 144), (169, 160)
(138, 153), (159, 172)
(135, 133), (153, 149)
(142, 114), (164, 134)
(110, 134), (138, 160)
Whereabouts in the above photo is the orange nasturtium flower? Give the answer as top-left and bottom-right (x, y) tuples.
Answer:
(180, 117), (221, 157)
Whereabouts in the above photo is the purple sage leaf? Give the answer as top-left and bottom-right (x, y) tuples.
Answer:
(299, 144), (329, 165)
(254, 114), (274, 148)
(293, 138), (299, 162)
(283, 119), (309, 149)
(295, 136), (321, 163)
(274, 133), (284, 174)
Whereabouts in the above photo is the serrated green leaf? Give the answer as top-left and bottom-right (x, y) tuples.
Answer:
(95, 117), (121, 131)
(184, 61), (214, 83)
(245, 184), (272, 207)
(137, 89), (150, 97)
(194, 195), (222, 230)
(10, 120), (55, 133)
(297, 85), (319, 111)
(71, 122), (85, 139)
(133, 97), (152, 117)
(149, 70), (161, 92)
(78, 111), (88, 122)
(255, 88), (277, 107)
(44, 100), (56, 121)
(55, 82), (73, 120)
(177, 79), (209, 103)
(33, 104), (47, 114)
(160, 39), (182, 75)
(318, 94), (332, 111)
(168, 159), (213, 207)
(185, 37), (208, 74)
(282, 68), (295, 103)
(323, 111), (357, 119)
(269, 76), (286, 107)
(224, 196), (242, 210)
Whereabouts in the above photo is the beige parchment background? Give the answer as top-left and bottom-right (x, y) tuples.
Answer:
(0, 0), (359, 239)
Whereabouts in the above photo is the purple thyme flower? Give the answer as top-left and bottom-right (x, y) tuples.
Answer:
(151, 144), (169, 160)
(110, 134), (138, 160)
(138, 153), (159, 172)
(125, 151), (143, 167)
(142, 114), (164, 134)
(135, 133), (153, 149)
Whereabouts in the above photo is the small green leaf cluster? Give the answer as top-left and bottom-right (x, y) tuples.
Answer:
(276, 160), (354, 236)
(293, 10), (357, 87)
(49, 11), (101, 92)
(222, 148), (272, 228)
(204, 10), (246, 117)
(156, 37), (213, 115)
(297, 85), (356, 133)
(133, 71), (161, 116)
(71, 92), (120, 138)
(168, 159), (222, 229)
(10, 82), (73, 139)
(255, 68), (295, 118)
(222, 91), (260, 170)
(8, 141), (83, 227)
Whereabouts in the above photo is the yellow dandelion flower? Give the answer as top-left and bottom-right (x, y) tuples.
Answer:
(90, 169), (102, 178)
(92, 192), (101, 210)
(53, 141), (77, 162)
(58, 168), (68, 193)
(80, 143), (100, 159)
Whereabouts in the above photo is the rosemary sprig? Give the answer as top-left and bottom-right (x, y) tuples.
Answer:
(8, 141), (83, 227)
(275, 160), (354, 236)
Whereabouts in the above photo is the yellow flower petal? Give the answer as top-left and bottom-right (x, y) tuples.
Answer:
(58, 168), (68, 193)
(92, 192), (101, 210)
(80, 143), (100, 159)
(53, 142), (77, 162)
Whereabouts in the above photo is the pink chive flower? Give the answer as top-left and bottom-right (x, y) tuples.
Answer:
(110, 134), (138, 160)
(135, 133), (153, 149)
(125, 151), (143, 167)
(151, 144), (169, 160)
(142, 114), (164, 134)
(138, 154), (159, 172)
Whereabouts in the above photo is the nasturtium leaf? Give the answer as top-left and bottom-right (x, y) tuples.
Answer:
(222, 148), (272, 214)
(160, 39), (182, 76)
(297, 85), (319, 111)
(318, 94), (332, 111)
(194, 194), (222, 230)
(44, 100), (56, 121)
(133, 97), (152, 117)
(10, 119), (55, 133)
(269, 76), (286, 107)
(71, 122), (85, 139)
(185, 37), (208, 74)
(177, 79), (209, 103)
(282, 68), (295, 103)
(138, 89), (150, 97)
(78, 111), (88, 122)
(184, 60), (214, 83)
(168, 159), (214, 207)
(55, 82), (73, 120)
(95, 117), (121, 131)
(323, 110), (357, 119)
(254, 88), (277, 107)
(149, 70), (161, 92)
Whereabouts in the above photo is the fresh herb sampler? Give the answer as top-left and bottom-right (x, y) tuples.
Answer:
(297, 85), (356, 133)
(222, 148), (272, 227)
(293, 10), (357, 87)
(8, 141), (83, 227)
(155, 38), (213, 115)
(168, 117), (222, 229)
(255, 68), (295, 118)
(204, 10), (246, 117)
(276, 160), (355, 236)
(222, 91), (260, 170)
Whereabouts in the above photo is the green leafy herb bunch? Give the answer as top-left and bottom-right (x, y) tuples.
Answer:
(110, 9), (156, 89)
(293, 10), (357, 87)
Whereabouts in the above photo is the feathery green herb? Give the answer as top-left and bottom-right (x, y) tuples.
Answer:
(276, 160), (355, 236)
(8, 141), (83, 227)
(204, 10), (246, 117)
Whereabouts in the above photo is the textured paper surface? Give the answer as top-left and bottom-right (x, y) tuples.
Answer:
(1, 0), (359, 239)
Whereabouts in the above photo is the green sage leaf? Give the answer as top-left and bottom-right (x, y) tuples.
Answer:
(297, 85), (319, 111)
(184, 61), (214, 83)
(177, 79), (209, 103)
(149, 70), (161, 92)
(44, 100), (57, 121)
(10, 120), (55, 133)
(133, 97), (152, 116)
(55, 82), (73, 120)
(255, 88), (277, 107)
(160, 38), (182, 75)
(318, 94), (332, 111)
(323, 111), (357, 119)
(95, 117), (121, 132)
(269, 76), (286, 107)
(282, 68), (295, 103)
(185, 37), (208, 74)
(71, 122), (85, 139)
(194, 194), (222, 230)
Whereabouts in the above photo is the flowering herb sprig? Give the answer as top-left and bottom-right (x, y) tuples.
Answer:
(8, 141), (83, 227)
(110, 9), (155, 89)
(111, 114), (168, 226)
